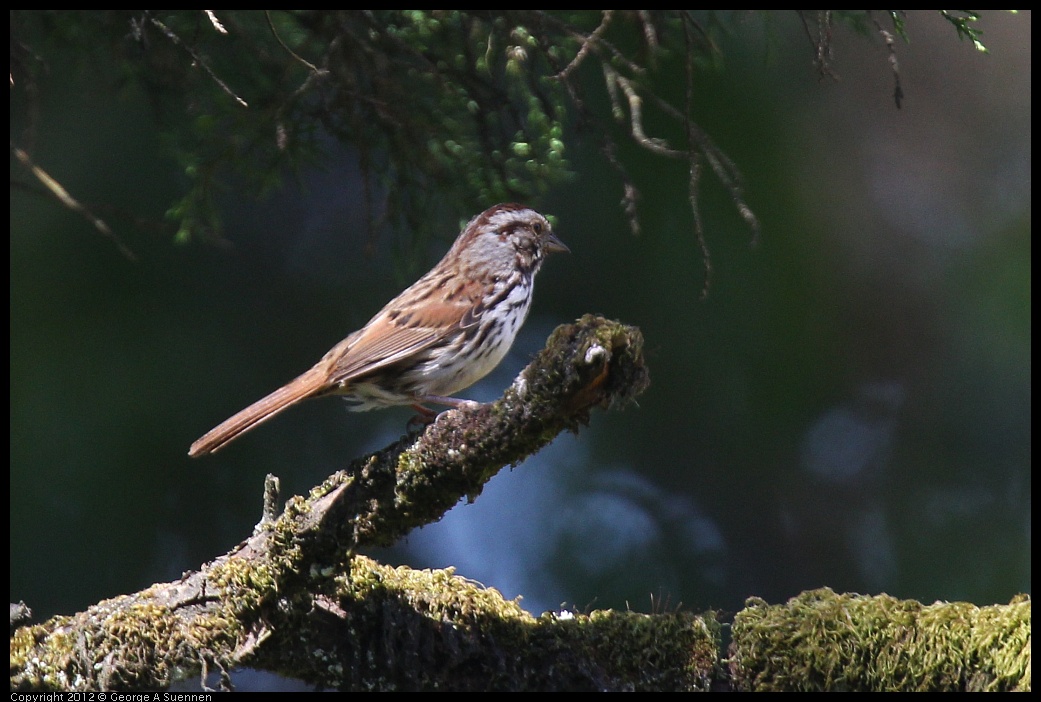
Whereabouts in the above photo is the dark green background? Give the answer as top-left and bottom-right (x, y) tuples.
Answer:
(11, 10), (1029, 659)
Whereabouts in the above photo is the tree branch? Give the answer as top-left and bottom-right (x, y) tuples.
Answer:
(11, 315), (664, 691)
(729, 589), (1030, 692)
(8, 318), (1029, 692)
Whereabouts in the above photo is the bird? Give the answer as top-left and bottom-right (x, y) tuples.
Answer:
(189, 203), (568, 457)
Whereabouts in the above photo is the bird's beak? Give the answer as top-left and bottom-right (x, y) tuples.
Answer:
(544, 232), (570, 255)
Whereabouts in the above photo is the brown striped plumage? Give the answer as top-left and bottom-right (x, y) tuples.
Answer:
(189, 203), (567, 457)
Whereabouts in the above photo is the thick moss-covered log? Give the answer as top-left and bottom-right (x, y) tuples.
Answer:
(729, 588), (1031, 692)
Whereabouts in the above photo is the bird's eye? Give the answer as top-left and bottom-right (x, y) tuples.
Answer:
(532, 222), (542, 235)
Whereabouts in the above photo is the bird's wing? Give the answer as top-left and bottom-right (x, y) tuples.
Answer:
(325, 291), (479, 383)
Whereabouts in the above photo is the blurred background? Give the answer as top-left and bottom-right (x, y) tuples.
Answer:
(10, 8), (1029, 666)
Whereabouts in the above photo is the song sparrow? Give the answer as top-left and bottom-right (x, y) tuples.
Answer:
(189, 203), (568, 457)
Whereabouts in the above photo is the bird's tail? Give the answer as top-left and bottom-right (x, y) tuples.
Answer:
(189, 368), (330, 457)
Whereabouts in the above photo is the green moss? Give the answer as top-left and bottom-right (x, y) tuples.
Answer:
(730, 588), (1031, 692)
(11, 592), (244, 690)
(303, 556), (715, 691)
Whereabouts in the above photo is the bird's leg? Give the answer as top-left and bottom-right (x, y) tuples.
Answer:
(405, 396), (482, 432)
(416, 395), (482, 411)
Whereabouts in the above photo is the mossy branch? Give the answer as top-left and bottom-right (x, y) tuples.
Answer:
(729, 589), (1030, 692)
(9, 318), (1029, 691)
(10, 315), (664, 692)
